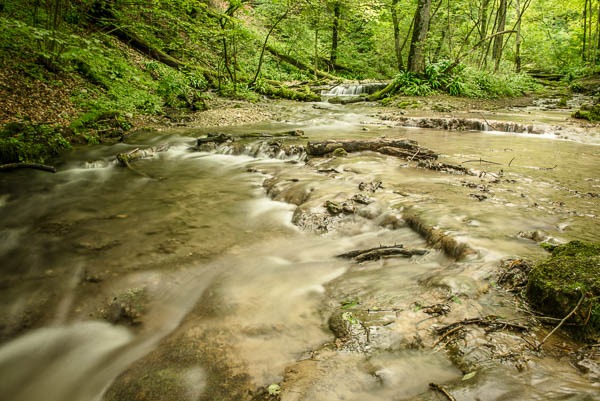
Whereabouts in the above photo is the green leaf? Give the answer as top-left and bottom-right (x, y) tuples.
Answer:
(462, 371), (477, 381)
(452, 296), (462, 305)
(341, 299), (359, 309)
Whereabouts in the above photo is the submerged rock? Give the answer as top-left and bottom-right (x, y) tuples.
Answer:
(526, 241), (600, 340)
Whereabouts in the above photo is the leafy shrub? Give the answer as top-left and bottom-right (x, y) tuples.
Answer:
(0, 122), (70, 164)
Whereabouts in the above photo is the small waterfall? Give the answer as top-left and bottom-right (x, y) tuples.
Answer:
(214, 141), (308, 162)
(321, 83), (388, 97)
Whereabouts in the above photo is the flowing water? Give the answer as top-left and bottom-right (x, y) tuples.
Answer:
(0, 102), (599, 401)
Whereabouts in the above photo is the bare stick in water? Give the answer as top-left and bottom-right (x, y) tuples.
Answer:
(429, 383), (457, 401)
(537, 290), (585, 350)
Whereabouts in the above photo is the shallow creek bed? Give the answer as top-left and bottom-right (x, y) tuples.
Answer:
(0, 107), (599, 401)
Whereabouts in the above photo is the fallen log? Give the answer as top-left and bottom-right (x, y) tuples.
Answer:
(116, 145), (169, 178)
(337, 245), (428, 262)
(403, 214), (473, 260)
(306, 139), (438, 161)
(0, 163), (56, 173)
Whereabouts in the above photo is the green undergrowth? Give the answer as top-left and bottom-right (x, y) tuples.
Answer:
(527, 241), (600, 340)
(0, 122), (70, 164)
(371, 61), (541, 101)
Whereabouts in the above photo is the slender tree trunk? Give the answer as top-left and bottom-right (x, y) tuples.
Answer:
(492, 0), (506, 59)
(492, 0), (507, 71)
(588, 0), (593, 62)
(596, 0), (600, 64)
(434, 28), (447, 60)
(584, 0), (588, 62)
(250, 2), (291, 86)
(515, 0), (522, 72)
(391, 0), (404, 70)
(330, 1), (340, 68)
(408, 0), (432, 74)
(447, 0), (452, 58)
(314, 27), (319, 80)
(480, 0), (491, 41)
(481, 0), (499, 67)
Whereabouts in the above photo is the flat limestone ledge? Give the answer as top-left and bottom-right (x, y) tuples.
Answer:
(383, 116), (557, 135)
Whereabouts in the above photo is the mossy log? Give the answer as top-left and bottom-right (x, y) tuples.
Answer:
(368, 82), (398, 101)
(306, 139), (438, 161)
(258, 83), (320, 102)
(0, 162), (57, 173)
(526, 241), (600, 339)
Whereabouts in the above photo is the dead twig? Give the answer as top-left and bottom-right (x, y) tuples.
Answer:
(537, 290), (585, 350)
(479, 112), (498, 131)
(429, 383), (457, 401)
(508, 157), (515, 167)
(433, 325), (463, 347)
(462, 158), (503, 166)
(408, 149), (420, 162)
(438, 315), (528, 335)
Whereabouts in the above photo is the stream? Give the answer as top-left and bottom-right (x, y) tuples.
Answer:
(0, 101), (599, 401)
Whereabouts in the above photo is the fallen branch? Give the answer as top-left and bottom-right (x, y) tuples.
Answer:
(0, 163), (56, 173)
(437, 315), (528, 335)
(337, 245), (428, 262)
(115, 145), (169, 179)
(429, 383), (457, 401)
(479, 112), (498, 130)
(536, 290), (585, 350)
(432, 325), (463, 347)
(462, 158), (503, 166)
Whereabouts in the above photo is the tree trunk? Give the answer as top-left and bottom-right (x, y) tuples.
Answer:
(588, 0), (593, 62)
(584, 0), (588, 62)
(250, 3), (291, 86)
(391, 0), (404, 71)
(330, 1), (340, 68)
(492, 0), (507, 71)
(596, 0), (600, 64)
(479, 0), (491, 41)
(515, 0), (521, 72)
(314, 27), (319, 80)
(408, 0), (433, 74)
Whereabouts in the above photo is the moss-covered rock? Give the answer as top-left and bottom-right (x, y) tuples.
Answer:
(526, 241), (600, 339)
(572, 103), (600, 121)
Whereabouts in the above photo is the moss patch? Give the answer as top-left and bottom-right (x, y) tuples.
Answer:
(526, 241), (600, 339)
(572, 103), (600, 121)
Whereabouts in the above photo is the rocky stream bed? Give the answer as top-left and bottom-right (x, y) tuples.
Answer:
(0, 100), (599, 401)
